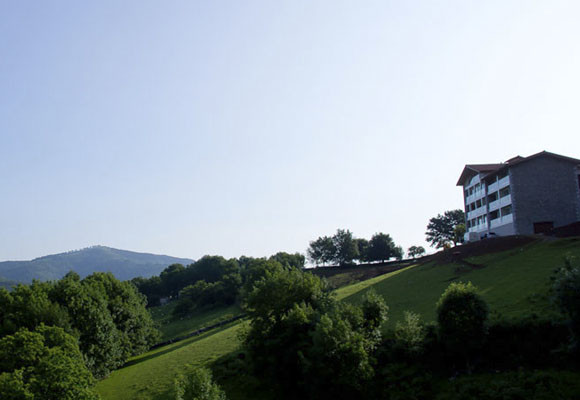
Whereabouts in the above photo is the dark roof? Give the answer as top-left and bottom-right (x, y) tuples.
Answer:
(456, 164), (503, 186)
(457, 151), (580, 186)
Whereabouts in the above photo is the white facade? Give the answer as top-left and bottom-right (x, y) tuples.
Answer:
(462, 169), (515, 240)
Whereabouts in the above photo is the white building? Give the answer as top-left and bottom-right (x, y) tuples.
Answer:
(457, 151), (580, 241)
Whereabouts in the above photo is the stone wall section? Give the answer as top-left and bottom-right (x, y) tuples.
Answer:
(510, 155), (580, 235)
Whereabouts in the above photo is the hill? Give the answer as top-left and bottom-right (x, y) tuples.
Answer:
(0, 246), (194, 283)
(95, 236), (580, 400)
(342, 236), (578, 326)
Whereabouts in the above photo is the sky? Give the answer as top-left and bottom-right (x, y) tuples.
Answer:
(2, 1), (580, 262)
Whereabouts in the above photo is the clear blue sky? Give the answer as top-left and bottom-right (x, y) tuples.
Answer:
(2, 1), (580, 262)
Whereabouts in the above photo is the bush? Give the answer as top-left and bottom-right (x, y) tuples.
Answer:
(437, 369), (580, 400)
(394, 311), (426, 357)
(484, 317), (569, 369)
(174, 366), (226, 400)
(436, 282), (488, 364)
(552, 257), (580, 348)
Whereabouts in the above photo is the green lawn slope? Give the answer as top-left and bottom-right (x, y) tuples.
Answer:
(150, 302), (243, 341)
(342, 237), (580, 327)
(96, 321), (245, 400)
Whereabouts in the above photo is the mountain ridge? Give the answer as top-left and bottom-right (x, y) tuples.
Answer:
(0, 245), (194, 285)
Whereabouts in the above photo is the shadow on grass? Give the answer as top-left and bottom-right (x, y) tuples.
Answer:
(121, 320), (243, 369)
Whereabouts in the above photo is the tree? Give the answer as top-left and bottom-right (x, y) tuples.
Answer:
(160, 264), (187, 297)
(394, 311), (426, 357)
(454, 223), (466, 244)
(332, 229), (358, 265)
(0, 325), (99, 400)
(354, 238), (369, 263)
(366, 233), (396, 263)
(552, 257), (580, 347)
(407, 246), (426, 259)
(269, 252), (305, 270)
(307, 236), (336, 266)
(83, 272), (159, 358)
(425, 209), (465, 248)
(242, 269), (386, 400)
(49, 273), (124, 378)
(436, 282), (488, 363)
(393, 246), (404, 261)
(174, 366), (226, 400)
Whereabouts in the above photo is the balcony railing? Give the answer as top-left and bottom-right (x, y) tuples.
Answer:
(489, 194), (511, 211)
(490, 213), (513, 228)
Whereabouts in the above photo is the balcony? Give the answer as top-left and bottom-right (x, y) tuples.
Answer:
(465, 191), (486, 204)
(489, 194), (511, 211)
(498, 175), (510, 188)
(487, 176), (509, 193)
(490, 213), (513, 228)
(467, 207), (487, 220)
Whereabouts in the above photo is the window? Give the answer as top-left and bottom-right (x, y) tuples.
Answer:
(501, 205), (512, 216)
(488, 191), (498, 202)
(499, 186), (510, 198)
(482, 198), (487, 205)
(476, 199), (481, 208)
(470, 203), (476, 211)
(469, 187), (474, 195)
(490, 210), (499, 220)
(498, 170), (509, 180)
(477, 216), (482, 225)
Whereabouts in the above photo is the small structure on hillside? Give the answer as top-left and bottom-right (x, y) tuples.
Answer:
(457, 151), (580, 242)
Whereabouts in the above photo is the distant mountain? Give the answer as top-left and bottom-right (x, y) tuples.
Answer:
(0, 246), (194, 284)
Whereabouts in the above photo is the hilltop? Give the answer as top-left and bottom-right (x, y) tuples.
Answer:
(0, 246), (194, 284)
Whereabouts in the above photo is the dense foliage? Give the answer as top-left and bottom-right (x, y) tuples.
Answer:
(0, 272), (159, 379)
(175, 366), (226, 400)
(241, 265), (388, 400)
(0, 325), (99, 399)
(436, 282), (489, 363)
(133, 252), (305, 320)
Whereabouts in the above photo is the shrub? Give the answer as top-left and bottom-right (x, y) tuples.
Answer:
(174, 366), (226, 400)
(437, 369), (580, 400)
(436, 282), (488, 363)
(552, 256), (580, 348)
(395, 311), (426, 357)
(484, 317), (569, 369)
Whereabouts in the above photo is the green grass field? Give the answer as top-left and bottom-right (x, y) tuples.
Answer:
(343, 238), (580, 328)
(96, 237), (580, 400)
(150, 302), (243, 341)
(95, 321), (246, 400)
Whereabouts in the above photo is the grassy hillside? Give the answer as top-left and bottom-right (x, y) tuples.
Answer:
(150, 302), (243, 341)
(343, 238), (580, 327)
(96, 322), (244, 400)
(96, 237), (580, 400)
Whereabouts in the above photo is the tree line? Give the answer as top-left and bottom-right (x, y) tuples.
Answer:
(307, 229), (404, 266)
(132, 252), (305, 318)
